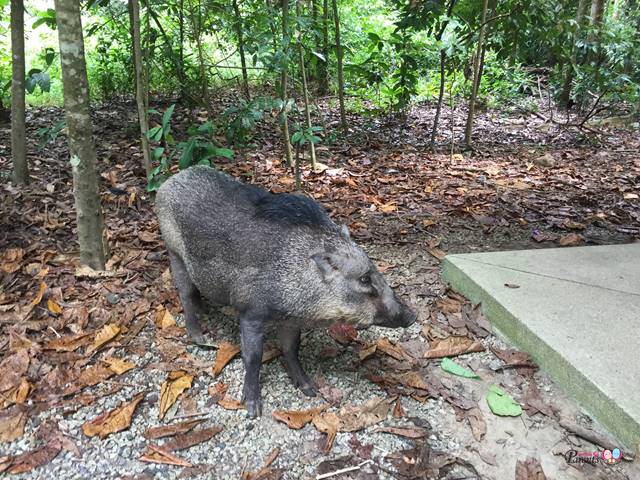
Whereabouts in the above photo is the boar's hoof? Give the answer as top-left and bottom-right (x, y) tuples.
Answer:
(290, 374), (317, 397)
(299, 381), (318, 397)
(187, 328), (208, 346)
(245, 400), (262, 418)
(242, 386), (263, 418)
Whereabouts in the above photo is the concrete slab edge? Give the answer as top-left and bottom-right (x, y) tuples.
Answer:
(442, 255), (640, 454)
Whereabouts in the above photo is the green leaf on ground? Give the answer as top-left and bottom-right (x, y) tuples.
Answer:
(486, 385), (522, 417)
(440, 358), (480, 379)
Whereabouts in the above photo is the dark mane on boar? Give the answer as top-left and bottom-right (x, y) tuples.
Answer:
(253, 192), (334, 229)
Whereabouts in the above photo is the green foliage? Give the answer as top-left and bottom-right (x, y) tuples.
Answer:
(179, 121), (234, 169)
(1, 0), (639, 129)
(35, 120), (66, 150)
(146, 104), (234, 192)
(32, 8), (57, 30)
(223, 96), (281, 145)
(440, 358), (480, 379)
(25, 48), (56, 94)
(290, 124), (322, 146)
(567, 14), (640, 107)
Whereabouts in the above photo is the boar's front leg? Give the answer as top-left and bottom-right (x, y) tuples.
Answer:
(240, 314), (265, 417)
(168, 251), (206, 345)
(277, 325), (317, 397)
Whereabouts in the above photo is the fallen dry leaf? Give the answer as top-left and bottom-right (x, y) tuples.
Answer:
(241, 448), (281, 480)
(0, 349), (30, 392)
(316, 376), (344, 405)
(324, 397), (392, 433)
(1, 378), (31, 408)
(376, 337), (410, 361)
(272, 405), (328, 429)
(392, 397), (405, 418)
(44, 332), (93, 352)
(161, 426), (223, 451)
(557, 233), (582, 247)
(103, 357), (136, 375)
(156, 308), (177, 329)
(491, 347), (537, 369)
(212, 342), (241, 377)
(328, 324), (358, 345)
(67, 365), (108, 395)
(0, 409), (28, 442)
(0, 248), (24, 273)
(89, 323), (121, 353)
(0, 441), (62, 474)
(217, 396), (245, 410)
(358, 342), (377, 361)
(140, 444), (193, 467)
(47, 298), (63, 315)
(515, 456), (547, 480)
(427, 247), (447, 261)
(424, 336), (485, 359)
(465, 407), (487, 441)
(30, 281), (47, 306)
(312, 411), (339, 453)
(82, 392), (145, 439)
(397, 371), (429, 391)
(144, 419), (205, 440)
(208, 382), (229, 402)
(159, 371), (193, 419)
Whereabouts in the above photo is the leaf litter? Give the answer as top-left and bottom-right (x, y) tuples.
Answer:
(0, 97), (638, 478)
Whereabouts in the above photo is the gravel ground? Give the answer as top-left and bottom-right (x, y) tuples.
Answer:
(2, 243), (639, 480)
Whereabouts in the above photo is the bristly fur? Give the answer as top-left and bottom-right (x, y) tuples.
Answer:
(155, 165), (415, 417)
(253, 192), (334, 229)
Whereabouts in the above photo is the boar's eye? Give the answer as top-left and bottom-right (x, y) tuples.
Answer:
(359, 274), (371, 286)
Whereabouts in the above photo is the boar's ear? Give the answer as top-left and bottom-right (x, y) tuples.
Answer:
(340, 224), (351, 241)
(311, 252), (340, 280)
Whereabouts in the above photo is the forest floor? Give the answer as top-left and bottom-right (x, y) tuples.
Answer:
(0, 94), (639, 479)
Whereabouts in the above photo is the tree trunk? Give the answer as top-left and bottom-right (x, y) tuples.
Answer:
(430, 49), (447, 149)
(144, 2), (150, 112)
(11, 0), (28, 185)
(318, 0), (329, 95)
(142, 0), (189, 98)
(310, 0), (319, 84)
(588, 0), (608, 90)
(297, 0), (316, 168)
(331, 0), (347, 133)
(560, 0), (589, 107)
(280, 0), (294, 167)
(232, 0), (251, 100)
(179, 0), (185, 99)
(590, 0), (607, 25)
(463, 0), (489, 149)
(188, 0), (210, 112)
(430, 0), (458, 149)
(265, 0), (281, 94)
(54, 0), (107, 269)
(130, 0), (152, 176)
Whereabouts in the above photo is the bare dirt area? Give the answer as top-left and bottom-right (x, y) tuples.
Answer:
(0, 99), (639, 479)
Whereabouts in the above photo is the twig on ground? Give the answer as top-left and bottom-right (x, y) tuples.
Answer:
(316, 460), (374, 480)
(169, 411), (213, 421)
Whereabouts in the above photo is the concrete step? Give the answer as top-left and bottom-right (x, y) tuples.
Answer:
(442, 243), (640, 452)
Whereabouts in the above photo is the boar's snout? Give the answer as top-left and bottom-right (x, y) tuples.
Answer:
(374, 294), (417, 329)
(399, 305), (418, 327)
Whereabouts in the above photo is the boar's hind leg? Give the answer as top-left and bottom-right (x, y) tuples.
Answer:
(277, 325), (317, 397)
(168, 251), (206, 345)
(240, 315), (265, 417)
